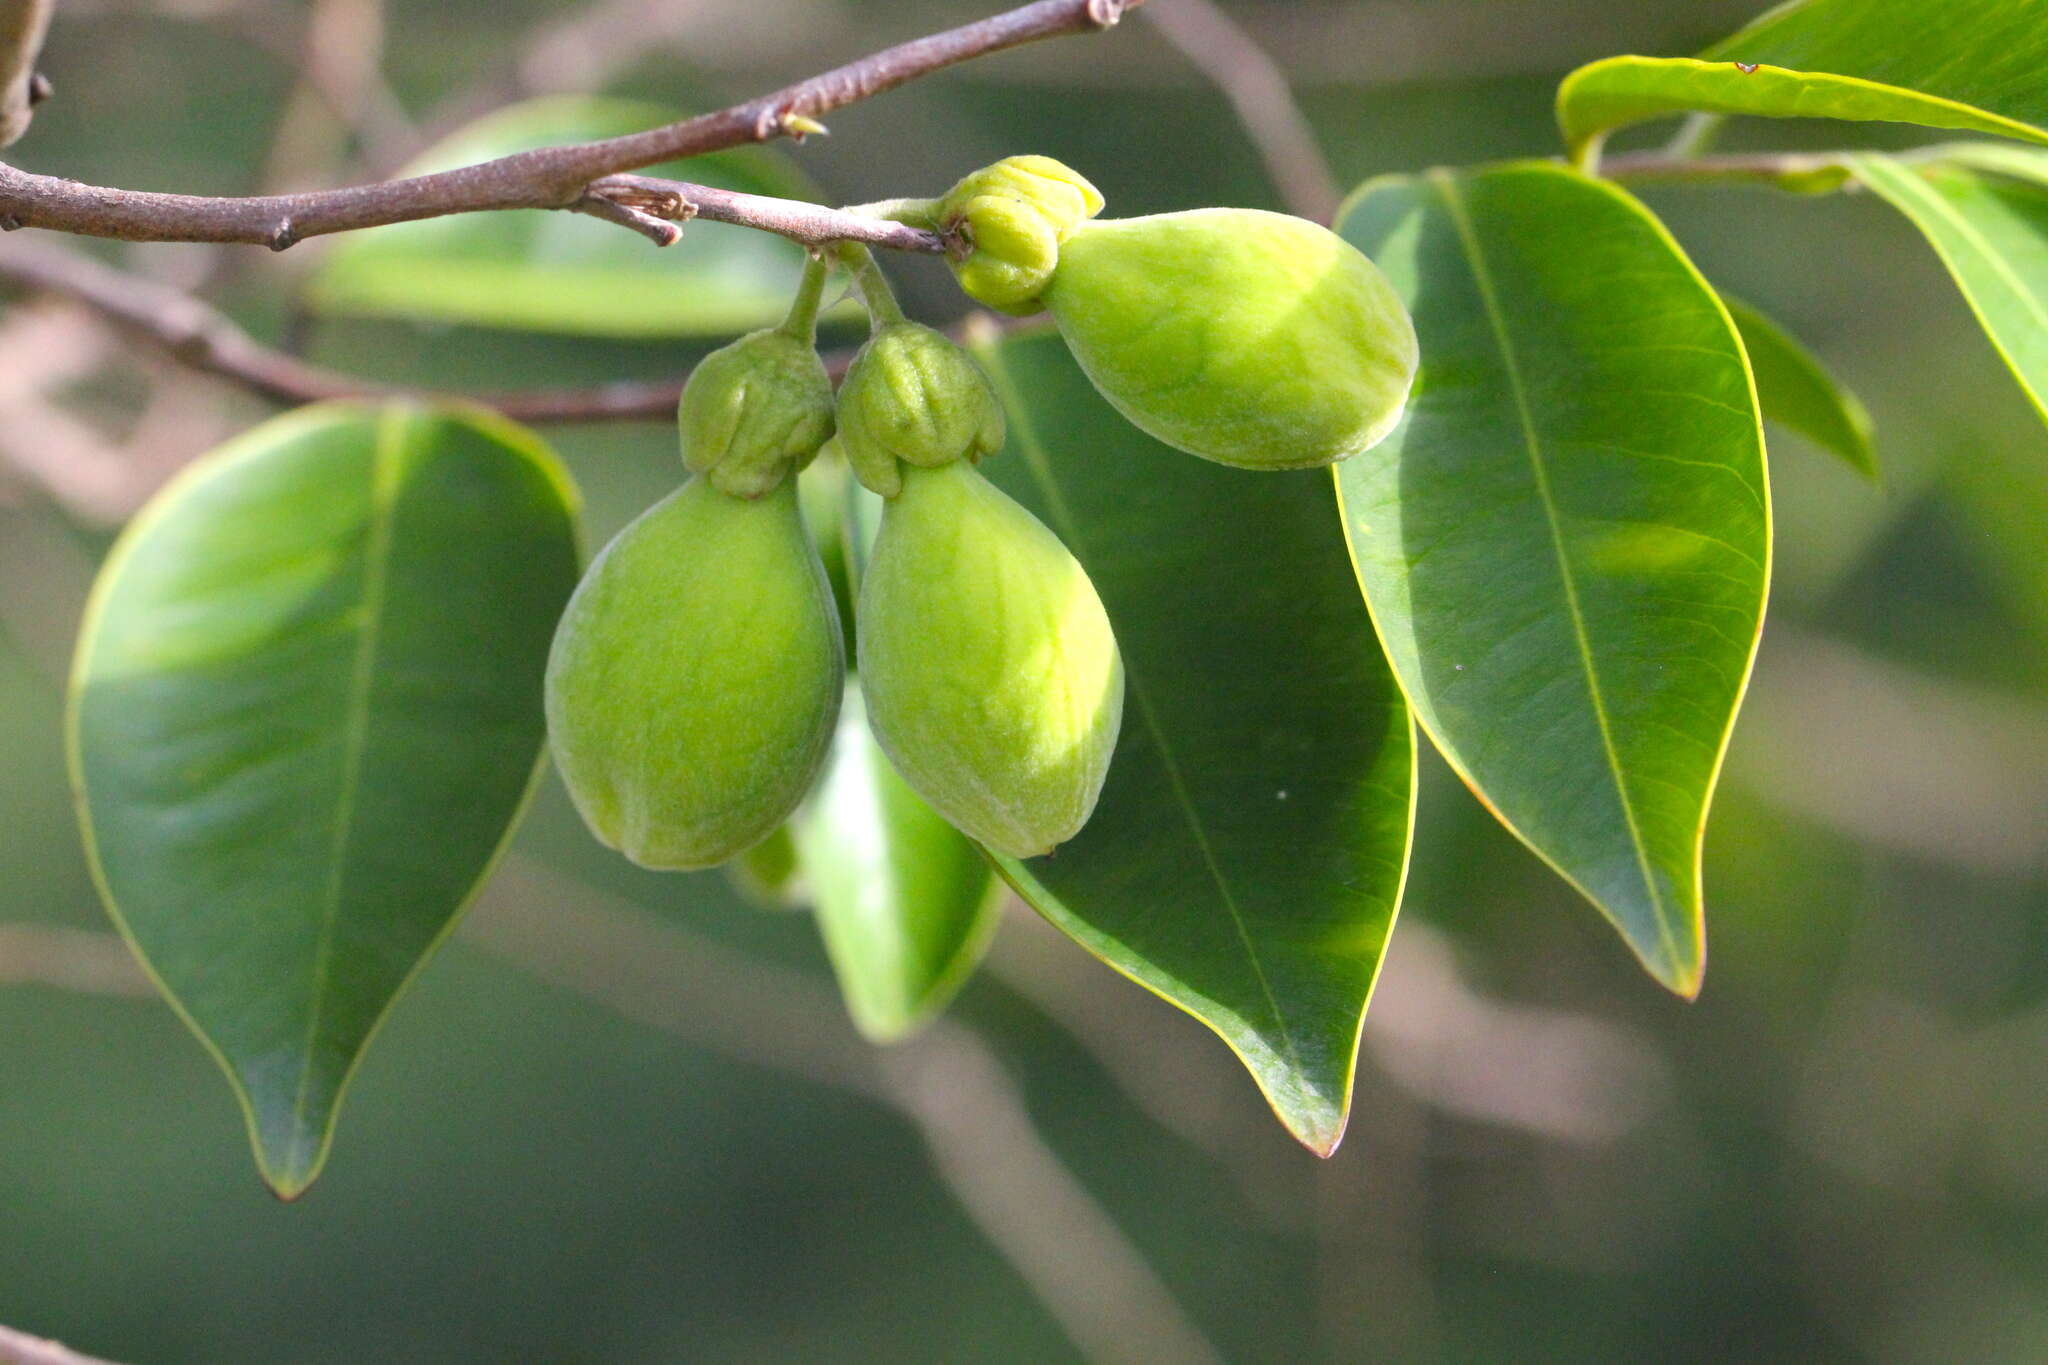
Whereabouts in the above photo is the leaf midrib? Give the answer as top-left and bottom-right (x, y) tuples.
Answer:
(1427, 169), (1682, 976)
(976, 343), (1308, 1086)
(285, 407), (406, 1169)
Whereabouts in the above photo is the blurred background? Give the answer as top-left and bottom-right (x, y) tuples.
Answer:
(5, 0), (2048, 1361)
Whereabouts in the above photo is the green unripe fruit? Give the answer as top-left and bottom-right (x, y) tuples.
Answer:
(858, 461), (1123, 859)
(1046, 208), (1418, 469)
(835, 322), (1006, 497)
(938, 155), (1104, 314)
(678, 328), (835, 498)
(545, 476), (843, 870)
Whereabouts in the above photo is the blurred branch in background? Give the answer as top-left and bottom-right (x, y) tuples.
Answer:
(1141, 0), (1339, 221)
(0, 1322), (125, 1365)
(459, 857), (1225, 1365)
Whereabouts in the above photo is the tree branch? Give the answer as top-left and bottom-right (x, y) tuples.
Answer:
(1140, 0), (1339, 222)
(0, 0), (1141, 247)
(0, 236), (689, 420)
(591, 175), (948, 253)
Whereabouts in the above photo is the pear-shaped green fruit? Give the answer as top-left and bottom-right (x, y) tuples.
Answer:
(858, 461), (1123, 858)
(1046, 208), (1417, 469)
(546, 476), (843, 869)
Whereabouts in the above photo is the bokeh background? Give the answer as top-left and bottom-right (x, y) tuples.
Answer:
(6, 1), (2048, 1361)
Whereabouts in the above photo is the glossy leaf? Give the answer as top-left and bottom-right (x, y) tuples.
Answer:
(1335, 163), (1769, 996)
(794, 684), (1002, 1043)
(311, 97), (823, 337)
(971, 329), (1415, 1156)
(1559, 0), (2048, 162)
(69, 403), (582, 1196)
(1724, 295), (1878, 481)
(1849, 153), (2048, 423)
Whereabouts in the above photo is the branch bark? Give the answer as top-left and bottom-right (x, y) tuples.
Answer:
(0, 0), (1139, 247)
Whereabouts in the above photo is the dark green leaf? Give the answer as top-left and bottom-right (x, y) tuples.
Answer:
(69, 403), (582, 1196)
(311, 96), (823, 337)
(794, 684), (1001, 1043)
(971, 330), (1415, 1156)
(1723, 295), (1878, 481)
(1849, 152), (2048, 422)
(1335, 163), (1769, 996)
(1559, 0), (2048, 162)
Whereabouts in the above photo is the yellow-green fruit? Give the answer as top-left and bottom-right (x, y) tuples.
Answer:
(938, 155), (1105, 314)
(545, 476), (843, 870)
(1046, 208), (1418, 469)
(858, 461), (1123, 859)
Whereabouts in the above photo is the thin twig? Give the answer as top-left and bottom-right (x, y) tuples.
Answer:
(0, 237), (683, 420)
(1140, 0), (1339, 222)
(592, 175), (948, 253)
(0, 1323), (128, 1365)
(1596, 149), (1859, 190)
(0, 0), (1141, 247)
(0, 238), (1030, 424)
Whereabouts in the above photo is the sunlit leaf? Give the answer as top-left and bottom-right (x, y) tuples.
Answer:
(1335, 163), (1769, 996)
(1559, 0), (2048, 162)
(1724, 295), (1878, 481)
(970, 329), (1415, 1156)
(1849, 152), (2048, 423)
(69, 402), (581, 1197)
(311, 96), (823, 337)
(794, 684), (1002, 1043)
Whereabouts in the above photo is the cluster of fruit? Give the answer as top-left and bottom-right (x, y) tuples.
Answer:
(544, 157), (1418, 870)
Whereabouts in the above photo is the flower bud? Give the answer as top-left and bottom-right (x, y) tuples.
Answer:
(858, 460), (1123, 859)
(545, 476), (844, 869)
(678, 328), (836, 498)
(836, 322), (1006, 497)
(1047, 208), (1418, 469)
(939, 156), (1104, 314)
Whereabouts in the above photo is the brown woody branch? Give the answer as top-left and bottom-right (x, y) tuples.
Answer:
(0, 236), (694, 420)
(0, 0), (1140, 248)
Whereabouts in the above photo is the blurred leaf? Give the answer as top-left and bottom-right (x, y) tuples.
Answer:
(311, 97), (822, 337)
(1335, 164), (1769, 995)
(1850, 153), (2048, 422)
(1724, 295), (1879, 481)
(970, 329), (1415, 1156)
(69, 402), (581, 1197)
(1560, 0), (2048, 161)
(794, 684), (1001, 1043)
(723, 825), (808, 910)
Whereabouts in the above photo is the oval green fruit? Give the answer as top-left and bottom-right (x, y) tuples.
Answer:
(545, 476), (843, 869)
(1046, 208), (1418, 469)
(858, 461), (1123, 858)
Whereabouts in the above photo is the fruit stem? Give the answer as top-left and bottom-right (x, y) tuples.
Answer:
(841, 197), (943, 229)
(777, 250), (831, 343)
(838, 242), (908, 327)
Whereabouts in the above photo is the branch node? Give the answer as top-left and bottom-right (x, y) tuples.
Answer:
(1086, 0), (1129, 28)
(267, 218), (299, 252)
(0, 215), (21, 232)
(28, 72), (52, 107)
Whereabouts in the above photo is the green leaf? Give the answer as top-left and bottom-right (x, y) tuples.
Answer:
(1335, 163), (1770, 996)
(794, 684), (1002, 1043)
(1559, 0), (2048, 162)
(1848, 153), (2048, 422)
(1723, 295), (1878, 481)
(311, 96), (823, 337)
(969, 329), (1415, 1156)
(69, 402), (582, 1197)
